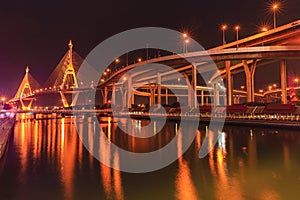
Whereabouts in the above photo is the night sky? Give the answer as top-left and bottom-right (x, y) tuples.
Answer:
(1, 0), (300, 98)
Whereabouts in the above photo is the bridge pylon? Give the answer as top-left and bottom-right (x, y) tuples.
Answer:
(12, 66), (38, 110)
(59, 40), (79, 108)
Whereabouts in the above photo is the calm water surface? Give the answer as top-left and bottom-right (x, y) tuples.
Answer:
(0, 114), (300, 200)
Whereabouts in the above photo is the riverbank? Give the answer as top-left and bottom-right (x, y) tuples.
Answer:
(110, 113), (300, 129)
(0, 117), (15, 159)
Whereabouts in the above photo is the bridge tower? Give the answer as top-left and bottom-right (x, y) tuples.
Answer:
(13, 66), (36, 110)
(59, 40), (79, 107)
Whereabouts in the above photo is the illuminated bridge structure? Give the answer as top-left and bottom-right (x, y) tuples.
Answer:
(9, 20), (300, 111)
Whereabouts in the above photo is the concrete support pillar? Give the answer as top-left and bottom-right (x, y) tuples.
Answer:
(280, 60), (287, 104)
(225, 60), (233, 106)
(165, 88), (168, 105)
(127, 75), (132, 109)
(149, 85), (155, 107)
(120, 88), (127, 109)
(157, 73), (162, 107)
(131, 93), (135, 105)
(191, 64), (197, 108)
(213, 83), (220, 107)
(201, 90), (204, 106)
(103, 87), (108, 105)
(111, 83), (116, 105)
(251, 61), (257, 102)
(242, 60), (257, 103)
(183, 73), (192, 108)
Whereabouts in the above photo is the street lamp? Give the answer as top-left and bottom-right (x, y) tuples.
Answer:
(294, 78), (299, 87)
(235, 25), (240, 48)
(183, 32), (188, 53)
(138, 58), (142, 62)
(262, 27), (268, 32)
(272, 3), (279, 29)
(185, 39), (189, 53)
(1, 97), (5, 105)
(114, 58), (120, 72)
(268, 85), (272, 91)
(221, 25), (227, 45)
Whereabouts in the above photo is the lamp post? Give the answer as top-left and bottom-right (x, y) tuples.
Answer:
(183, 33), (188, 53)
(235, 26), (240, 48)
(221, 25), (227, 45)
(115, 58), (120, 72)
(272, 4), (279, 29)
(261, 27), (268, 46)
(294, 78), (299, 87)
(1, 97), (5, 105)
(185, 39), (189, 53)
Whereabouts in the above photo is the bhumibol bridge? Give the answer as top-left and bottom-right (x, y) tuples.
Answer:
(8, 20), (300, 117)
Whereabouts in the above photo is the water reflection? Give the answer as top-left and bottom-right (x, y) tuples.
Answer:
(175, 128), (199, 200)
(1, 115), (300, 199)
(97, 117), (124, 200)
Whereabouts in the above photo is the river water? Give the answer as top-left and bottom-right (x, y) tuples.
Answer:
(0, 114), (300, 200)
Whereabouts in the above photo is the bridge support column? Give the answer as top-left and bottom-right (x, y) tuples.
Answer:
(127, 75), (132, 109)
(165, 88), (168, 105)
(120, 88), (127, 109)
(157, 73), (162, 107)
(201, 90), (204, 106)
(225, 61), (233, 106)
(213, 83), (220, 107)
(111, 83), (116, 105)
(102, 87), (108, 105)
(183, 73), (191, 107)
(149, 84), (156, 107)
(191, 64), (197, 108)
(242, 60), (257, 103)
(280, 60), (287, 104)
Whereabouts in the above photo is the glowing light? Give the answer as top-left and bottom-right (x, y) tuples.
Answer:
(272, 4), (278, 10)
(138, 58), (142, 62)
(235, 25), (240, 48)
(271, 3), (280, 28)
(221, 25), (227, 45)
(115, 58), (120, 63)
(183, 32), (188, 38)
(268, 85), (272, 90)
(262, 27), (268, 32)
